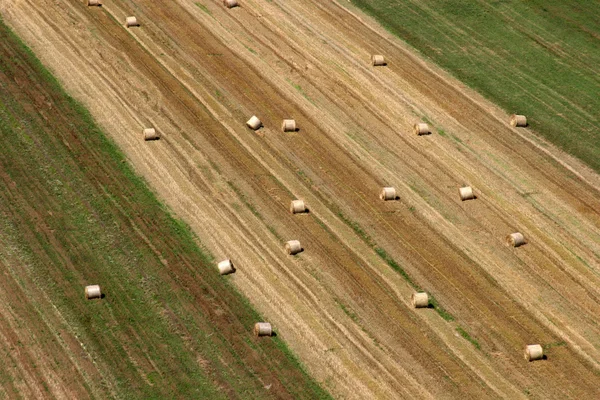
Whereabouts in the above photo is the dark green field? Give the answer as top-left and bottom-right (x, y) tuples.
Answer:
(350, 0), (600, 171)
(0, 18), (330, 399)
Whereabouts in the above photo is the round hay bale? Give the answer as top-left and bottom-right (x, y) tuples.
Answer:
(412, 292), (429, 308)
(254, 322), (272, 337)
(459, 186), (475, 201)
(372, 55), (385, 66)
(217, 259), (235, 275)
(414, 123), (430, 136)
(507, 232), (526, 247)
(281, 119), (296, 132)
(125, 16), (139, 27)
(87, 0), (102, 6)
(524, 344), (544, 361)
(85, 285), (102, 300)
(380, 187), (396, 201)
(223, 0), (239, 8)
(246, 116), (262, 130)
(290, 199), (307, 214)
(285, 240), (302, 255)
(143, 128), (160, 141)
(510, 114), (527, 127)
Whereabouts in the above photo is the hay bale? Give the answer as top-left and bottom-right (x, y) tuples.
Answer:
(254, 322), (273, 337)
(290, 200), (307, 214)
(85, 285), (102, 300)
(380, 187), (396, 201)
(285, 240), (302, 255)
(87, 0), (102, 6)
(143, 128), (160, 141)
(414, 123), (430, 136)
(510, 114), (527, 127)
(372, 55), (386, 66)
(524, 344), (544, 361)
(223, 0), (239, 8)
(459, 186), (475, 201)
(281, 119), (296, 132)
(246, 116), (262, 130)
(412, 292), (429, 308)
(217, 259), (235, 275)
(126, 16), (139, 27)
(507, 232), (526, 247)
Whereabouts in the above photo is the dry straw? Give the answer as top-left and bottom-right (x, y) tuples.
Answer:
(143, 128), (160, 141)
(507, 232), (526, 247)
(285, 240), (302, 255)
(254, 322), (273, 336)
(125, 16), (139, 27)
(510, 114), (527, 127)
(414, 123), (430, 135)
(459, 186), (475, 201)
(85, 285), (102, 300)
(380, 187), (396, 201)
(372, 55), (386, 66)
(290, 200), (307, 214)
(246, 116), (262, 130)
(87, 0), (101, 6)
(524, 344), (544, 361)
(217, 259), (235, 275)
(412, 292), (429, 308)
(281, 119), (297, 132)
(223, 0), (239, 8)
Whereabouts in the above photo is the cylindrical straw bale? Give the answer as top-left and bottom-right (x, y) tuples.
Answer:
(85, 285), (102, 300)
(510, 114), (527, 127)
(290, 200), (307, 214)
(143, 128), (160, 141)
(87, 0), (102, 6)
(372, 55), (386, 66)
(459, 186), (475, 201)
(218, 259), (235, 275)
(223, 0), (238, 8)
(412, 292), (429, 308)
(254, 322), (272, 337)
(380, 187), (396, 201)
(524, 344), (544, 361)
(281, 119), (296, 132)
(414, 123), (430, 135)
(246, 116), (262, 130)
(507, 232), (526, 247)
(285, 240), (302, 255)
(125, 16), (139, 27)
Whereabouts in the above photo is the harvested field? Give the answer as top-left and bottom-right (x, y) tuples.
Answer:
(0, 18), (330, 399)
(1, 0), (600, 398)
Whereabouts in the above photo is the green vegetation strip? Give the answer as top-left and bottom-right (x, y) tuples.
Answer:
(0, 18), (330, 399)
(350, 0), (600, 172)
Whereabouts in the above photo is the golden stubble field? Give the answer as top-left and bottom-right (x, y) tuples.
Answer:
(2, 0), (600, 398)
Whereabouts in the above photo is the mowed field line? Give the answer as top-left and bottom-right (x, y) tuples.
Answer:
(3, 0), (600, 396)
(0, 15), (332, 400)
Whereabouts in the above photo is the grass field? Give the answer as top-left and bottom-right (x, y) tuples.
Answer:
(350, 0), (600, 172)
(0, 18), (330, 399)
